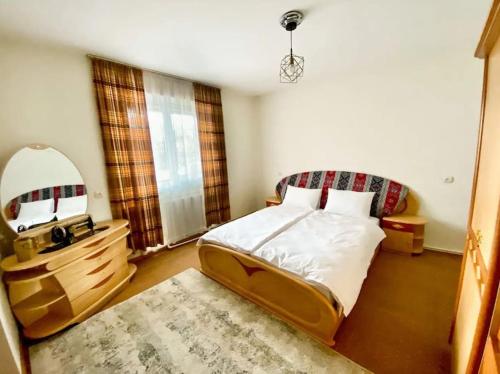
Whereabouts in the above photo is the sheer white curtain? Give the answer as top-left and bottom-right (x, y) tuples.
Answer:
(143, 71), (206, 245)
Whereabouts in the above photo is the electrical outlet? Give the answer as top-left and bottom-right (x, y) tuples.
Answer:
(93, 191), (104, 199)
(444, 176), (455, 184)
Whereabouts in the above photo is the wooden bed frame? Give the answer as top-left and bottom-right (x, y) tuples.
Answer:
(199, 170), (412, 346)
(199, 244), (381, 346)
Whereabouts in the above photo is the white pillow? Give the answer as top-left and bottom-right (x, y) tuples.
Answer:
(17, 199), (54, 221)
(324, 189), (375, 218)
(56, 195), (87, 219)
(282, 185), (322, 209)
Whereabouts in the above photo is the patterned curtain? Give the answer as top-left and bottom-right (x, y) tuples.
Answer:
(193, 83), (230, 226)
(91, 58), (164, 250)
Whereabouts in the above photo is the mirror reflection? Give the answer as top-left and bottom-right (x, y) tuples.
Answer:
(0, 145), (87, 233)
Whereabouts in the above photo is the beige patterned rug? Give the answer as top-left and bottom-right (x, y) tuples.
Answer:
(30, 268), (370, 373)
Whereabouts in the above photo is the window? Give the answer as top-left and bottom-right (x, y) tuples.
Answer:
(148, 111), (202, 188)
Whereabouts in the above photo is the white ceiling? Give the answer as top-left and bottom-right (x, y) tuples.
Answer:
(0, 0), (491, 95)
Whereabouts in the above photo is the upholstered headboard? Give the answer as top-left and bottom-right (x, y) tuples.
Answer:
(6, 184), (87, 219)
(275, 171), (409, 218)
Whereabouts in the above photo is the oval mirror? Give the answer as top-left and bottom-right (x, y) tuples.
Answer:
(0, 145), (87, 233)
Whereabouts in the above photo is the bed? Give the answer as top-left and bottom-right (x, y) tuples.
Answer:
(198, 170), (410, 346)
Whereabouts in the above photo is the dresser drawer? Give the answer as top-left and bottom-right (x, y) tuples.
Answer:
(382, 229), (415, 253)
(382, 221), (414, 233)
(46, 226), (130, 271)
(70, 262), (129, 316)
(55, 239), (128, 300)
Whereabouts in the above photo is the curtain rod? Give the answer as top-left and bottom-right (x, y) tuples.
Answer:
(86, 53), (219, 89)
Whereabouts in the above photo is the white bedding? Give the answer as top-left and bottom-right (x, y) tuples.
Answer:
(253, 210), (385, 315)
(8, 213), (56, 232)
(198, 205), (313, 252)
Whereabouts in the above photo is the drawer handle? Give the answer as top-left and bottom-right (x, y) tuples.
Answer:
(91, 272), (115, 289)
(87, 259), (112, 275)
(392, 223), (404, 229)
(84, 247), (109, 260)
(476, 230), (483, 245)
(83, 237), (106, 248)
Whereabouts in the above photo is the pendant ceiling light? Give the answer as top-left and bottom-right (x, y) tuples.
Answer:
(279, 10), (304, 83)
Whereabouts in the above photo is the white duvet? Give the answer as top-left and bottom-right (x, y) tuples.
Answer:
(198, 204), (313, 252)
(253, 210), (386, 315)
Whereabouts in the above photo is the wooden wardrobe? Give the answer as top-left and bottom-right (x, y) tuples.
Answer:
(450, 1), (500, 373)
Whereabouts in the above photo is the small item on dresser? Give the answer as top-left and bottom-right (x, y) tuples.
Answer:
(265, 196), (282, 207)
(381, 214), (428, 255)
(51, 225), (68, 244)
(13, 214), (95, 262)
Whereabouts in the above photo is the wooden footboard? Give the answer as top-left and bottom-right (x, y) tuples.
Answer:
(198, 244), (343, 346)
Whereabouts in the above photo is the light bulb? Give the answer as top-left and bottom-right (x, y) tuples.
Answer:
(288, 58), (297, 75)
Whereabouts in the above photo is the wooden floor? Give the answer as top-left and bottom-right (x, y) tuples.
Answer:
(106, 243), (461, 374)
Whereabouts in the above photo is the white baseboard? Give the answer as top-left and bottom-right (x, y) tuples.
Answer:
(424, 245), (463, 255)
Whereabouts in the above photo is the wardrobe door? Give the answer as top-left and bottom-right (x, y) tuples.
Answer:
(451, 4), (500, 372)
(471, 31), (500, 291)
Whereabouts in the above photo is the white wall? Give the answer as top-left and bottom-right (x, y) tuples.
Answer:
(221, 89), (260, 218)
(256, 51), (483, 251)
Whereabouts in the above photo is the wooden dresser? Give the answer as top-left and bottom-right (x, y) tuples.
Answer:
(1, 219), (136, 339)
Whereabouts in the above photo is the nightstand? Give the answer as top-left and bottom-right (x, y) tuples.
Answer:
(381, 215), (427, 255)
(265, 196), (281, 207)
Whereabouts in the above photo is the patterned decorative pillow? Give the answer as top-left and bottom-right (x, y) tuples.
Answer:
(275, 171), (408, 218)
